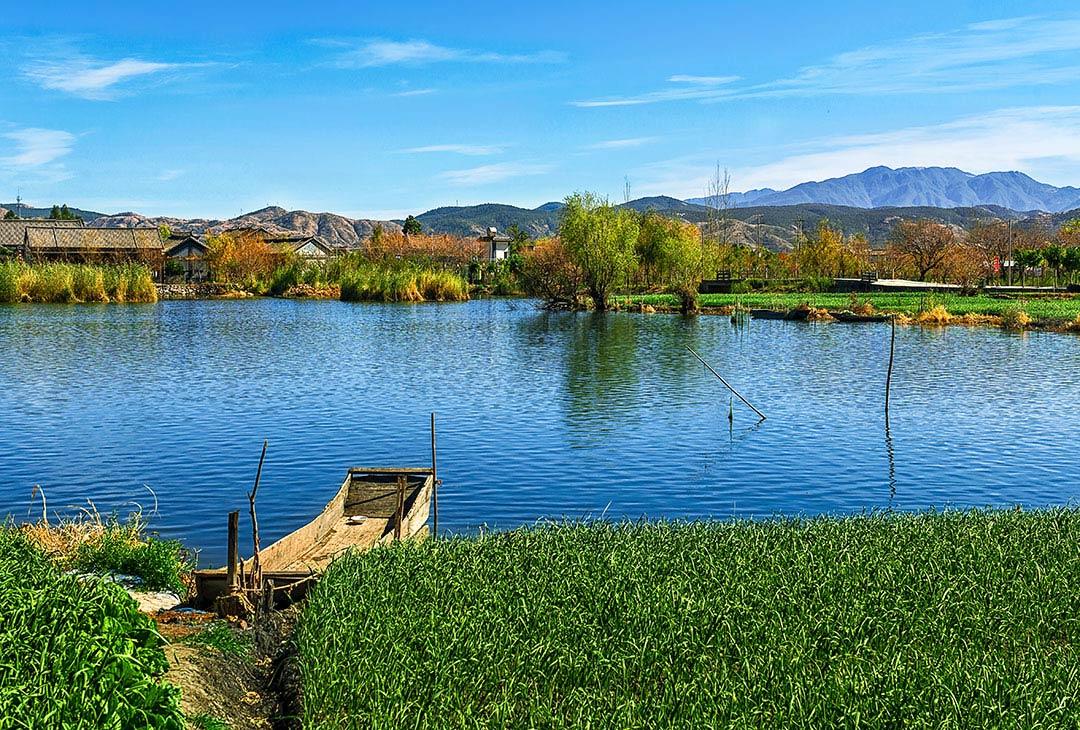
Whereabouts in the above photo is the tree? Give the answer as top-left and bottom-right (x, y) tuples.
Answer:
(1013, 248), (1044, 288)
(49, 205), (62, 219)
(403, 215), (422, 236)
(1043, 245), (1065, 289)
(1064, 246), (1080, 286)
(2, 210), (16, 220)
(888, 219), (957, 281)
(967, 220), (1012, 283)
(559, 192), (638, 311)
(520, 237), (582, 306)
(639, 213), (705, 313)
(48, 204), (79, 221)
(158, 224), (173, 241)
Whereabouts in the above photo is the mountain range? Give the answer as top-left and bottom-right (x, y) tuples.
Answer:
(686, 166), (1080, 212)
(4, 166), (1078, 251)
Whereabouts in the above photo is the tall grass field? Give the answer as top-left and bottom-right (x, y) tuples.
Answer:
(0, 528), (183, 728)
(298, 511), (1080, 728)
(0, 261), (158, 303)
(338, 261), (469, 303)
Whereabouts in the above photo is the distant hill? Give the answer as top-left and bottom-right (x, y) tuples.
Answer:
(686, 167), (1080, 212)
(89, 206), (400, 249)
(0, 203), (108, 221)
(415, 203), (563, 238)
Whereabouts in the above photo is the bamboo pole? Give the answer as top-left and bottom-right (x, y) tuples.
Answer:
(226, 511), (240, 594)
(685, 346), (767, 421)
(431, 412), (438, 539)
(248, 440), (268, 592)
(885, 315), (896, 421)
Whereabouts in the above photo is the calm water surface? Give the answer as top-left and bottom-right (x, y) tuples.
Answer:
(2, 299), (1078, 564)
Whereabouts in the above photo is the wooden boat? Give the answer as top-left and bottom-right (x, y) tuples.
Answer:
(194, 466), (434, 607)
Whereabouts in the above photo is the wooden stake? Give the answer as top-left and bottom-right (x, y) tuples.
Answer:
(248, 440), (268, 592)
(685, 346), (767, 422)
(395, 475), (406, 541)
(885, 315), (896, 421)
(431, 412), (438, 539)
(226, 510), (240, 593)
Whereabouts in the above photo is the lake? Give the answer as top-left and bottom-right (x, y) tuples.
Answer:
(2, 298), (1078, 565)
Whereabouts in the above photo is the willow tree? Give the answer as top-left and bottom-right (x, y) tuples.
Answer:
(559, 192), (639, 310)
(639, 213), (705, 313)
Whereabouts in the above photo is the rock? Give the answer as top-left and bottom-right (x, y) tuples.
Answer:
(131, 590), (182, 613)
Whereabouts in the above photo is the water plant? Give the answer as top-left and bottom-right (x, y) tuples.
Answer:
(0, 261), (157, 303)
(298, 511), (1080, 728)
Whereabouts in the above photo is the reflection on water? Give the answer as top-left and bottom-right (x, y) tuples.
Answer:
(1, 298), (1079, 564)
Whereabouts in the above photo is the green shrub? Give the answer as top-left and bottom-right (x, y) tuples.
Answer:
(0, 528), (184, 728)
(71, 265), (107, 302)
(69, 516), (193, 594)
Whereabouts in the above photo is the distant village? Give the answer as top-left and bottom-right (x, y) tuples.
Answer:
(0, 214), (513, 283)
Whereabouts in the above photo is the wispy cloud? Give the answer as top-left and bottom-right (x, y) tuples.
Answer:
(392, 88), (436, 97)
(574, 14), (1080, 107)
(156, 169), (184, 182)
(572, 75), (738, 107)
(439, 161), (553, 186)
(1, 127), (75, 168)
(23, 55), (210, 100)
(327, 39), (566, 68)
(633, 106), (1080, 197)
(735, 106), (1080, 190)
(401, 144), (504, 156)
(586, 137), (657, 150)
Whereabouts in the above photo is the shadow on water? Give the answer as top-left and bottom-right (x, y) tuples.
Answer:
(885, 420), (897, 507)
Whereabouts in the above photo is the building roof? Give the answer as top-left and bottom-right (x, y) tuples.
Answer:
(0, 219), (84, 247)
(24, 227), (164, 252)
(264, 233), (334, 254)
(164, 234), (209, 256)
(478, 226), (512, 243)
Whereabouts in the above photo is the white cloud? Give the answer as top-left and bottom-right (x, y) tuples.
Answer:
(633, 106), (1080, 197)
(586, 137), (657, 150)
(574, 14), (1080, 107)
(156, 169), (184, 182)
(439, 162), (553, 186)
(1, 127), (75, 168)
(572, 75), (738, 107)
(23, 55), (210, 100)
(331, 39), (566, 68)
(401, 144), (504, 156)
(736, 106), (1080, 190)
(392, 88), (436, 97)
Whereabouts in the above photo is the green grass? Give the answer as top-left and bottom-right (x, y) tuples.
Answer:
(0, 261), (158, 303)
(0, 527), (184, 729)
(619, 291), (1080, 321)
(65, 515), (193, 594)
(298, 511), (1080, 728)
(188, 714), (229, 730)
(182, 621), (252, 659)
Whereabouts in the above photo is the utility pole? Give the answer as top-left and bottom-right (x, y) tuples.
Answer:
(15, 190), (22, 219)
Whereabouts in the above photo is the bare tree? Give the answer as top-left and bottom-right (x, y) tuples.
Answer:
(888, 219), (957, 281)
(705, 163), (732, 246)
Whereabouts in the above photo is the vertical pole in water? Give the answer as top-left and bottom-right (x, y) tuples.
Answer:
(885, 315), (896, 422)
(226, 510), (240, 593)
(431, 412), (438, 539)
(395, 475), (406, 541)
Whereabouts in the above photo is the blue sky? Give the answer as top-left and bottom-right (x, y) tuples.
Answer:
(3, 0), (1080, 218)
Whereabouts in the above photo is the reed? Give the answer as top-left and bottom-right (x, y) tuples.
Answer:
(299, 510), (1080, 728)
(0, 261), (157, 303)
(339, 261), (469, 303)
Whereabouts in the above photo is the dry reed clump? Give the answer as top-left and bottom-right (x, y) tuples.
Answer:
(0, 261), (157, 303)
(952, 312), (998, 327)
(1064, 315), (1080, 333)
(916, 305), (952, 325)
(1001, 308), (1033, 330)
(847, 294), (875, 316)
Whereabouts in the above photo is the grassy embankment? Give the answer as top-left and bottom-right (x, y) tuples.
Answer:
(0, 526), (185, 728)
(0, 261), (158, 304)
(621, 290), (1080, 325)
(298, 510), (1080, 728)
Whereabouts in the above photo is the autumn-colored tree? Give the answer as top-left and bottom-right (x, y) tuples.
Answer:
(205, 230), (285, 283)
(967, 220), (1013, 283)
(520, 237), (582, 305)
(888, 219), (957, 281)
(559, 192), (639, 310)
